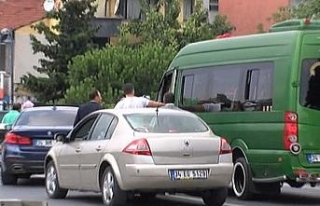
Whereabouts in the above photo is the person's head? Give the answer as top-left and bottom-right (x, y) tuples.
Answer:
(89, 90), (102, 103)
(12, 103), (21, 112)
(27, 96), (31, 101)
(122, 83), (135, 96)
(164, 92), (175, 104)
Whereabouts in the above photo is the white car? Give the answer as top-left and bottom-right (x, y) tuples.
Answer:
(44, 108), (233, 206)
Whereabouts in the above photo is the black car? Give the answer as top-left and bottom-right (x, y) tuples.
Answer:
(0, 106), (78, 185)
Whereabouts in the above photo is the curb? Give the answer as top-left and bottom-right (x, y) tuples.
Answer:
(0, 199), (48, 206)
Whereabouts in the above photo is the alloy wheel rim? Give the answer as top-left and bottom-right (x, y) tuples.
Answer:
(103, 170), (115, 204)
(46, 165), (57, 194)
(232, 162), (246, 197)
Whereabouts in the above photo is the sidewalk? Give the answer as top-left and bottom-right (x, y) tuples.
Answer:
(0, 199), (48, 206)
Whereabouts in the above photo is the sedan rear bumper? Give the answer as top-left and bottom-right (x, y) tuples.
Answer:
(2, 158), (45, 175)
(121, 163), (233, 191)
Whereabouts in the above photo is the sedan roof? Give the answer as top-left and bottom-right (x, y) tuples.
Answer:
(96, 108), (195, 116)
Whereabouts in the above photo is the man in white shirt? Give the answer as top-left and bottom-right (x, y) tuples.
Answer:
(115, 83), (164, 109)
(22, 96), (34, 110)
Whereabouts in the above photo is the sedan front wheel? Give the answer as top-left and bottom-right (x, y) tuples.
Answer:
(45, 161), (68, 199)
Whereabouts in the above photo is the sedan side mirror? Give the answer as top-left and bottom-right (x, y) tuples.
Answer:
(54, 133), (67, 143)
(4, 124), (12, 131)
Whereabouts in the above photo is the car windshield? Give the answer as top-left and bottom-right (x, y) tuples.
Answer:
(124, 113), (209, 133)
(15, 109), (77, 126)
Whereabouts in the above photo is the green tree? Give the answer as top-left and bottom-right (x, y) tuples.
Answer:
(21, 0), (98, 103)
(269, 0), (320, 26)
(64, 41), (177, 107)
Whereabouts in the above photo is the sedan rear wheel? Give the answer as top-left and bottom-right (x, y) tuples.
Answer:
(101, 167), (126, 206)
(1, 167), (17, 185)
(202, 188), (228, 206)
(45, 161), (68, 199)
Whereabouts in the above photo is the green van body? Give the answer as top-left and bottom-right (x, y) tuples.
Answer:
(158, 19), (320, 198)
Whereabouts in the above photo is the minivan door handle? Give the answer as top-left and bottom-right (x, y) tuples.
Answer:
(75, 147), (81, 153)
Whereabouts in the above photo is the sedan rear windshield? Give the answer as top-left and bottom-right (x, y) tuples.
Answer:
(15, 110), (77, 126)
(124, 113), (209, 133)
(300, 59), (320, 110)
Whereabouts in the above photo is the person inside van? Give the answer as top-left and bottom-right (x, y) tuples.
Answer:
(161, 92), (181, 110)
(305, 65), (320, 109)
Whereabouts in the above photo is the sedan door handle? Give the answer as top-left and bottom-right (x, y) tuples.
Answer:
(75, 147), (81, 153)
(95, 146), (102, 152)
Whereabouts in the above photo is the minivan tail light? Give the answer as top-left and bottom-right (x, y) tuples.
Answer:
(220, 138), (232, 154)
(284, 111), (298, 150)
(123, 138), (152, 156)
(4, 133), (32, 145)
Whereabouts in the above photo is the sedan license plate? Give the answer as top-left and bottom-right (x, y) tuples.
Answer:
(36, 140), (53, 147)
(169, 169), (209, 180)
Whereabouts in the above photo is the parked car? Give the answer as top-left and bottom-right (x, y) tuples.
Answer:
(44, 108), (233, 206)
(1, 105), (78, 185)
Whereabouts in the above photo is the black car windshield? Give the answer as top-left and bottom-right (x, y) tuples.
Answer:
(15, 109), (77, 126)
(124, 113), (209, 133)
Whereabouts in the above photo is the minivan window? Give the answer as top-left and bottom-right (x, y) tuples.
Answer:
(301, 59), (320, 110)
(180, 62), (274, 112)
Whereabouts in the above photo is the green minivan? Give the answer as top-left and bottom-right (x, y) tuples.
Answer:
(157, 19), (320, 199)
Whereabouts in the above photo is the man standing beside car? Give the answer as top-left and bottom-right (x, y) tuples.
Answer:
(114, 83), (164, 109)
(2, 103), (21, 125)
(74, 90), (102, 126)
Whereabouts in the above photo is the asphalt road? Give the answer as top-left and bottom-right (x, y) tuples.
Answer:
(1, 176), (320, 206)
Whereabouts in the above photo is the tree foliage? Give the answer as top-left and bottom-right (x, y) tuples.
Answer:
(66, 0), (234, 106)
(21, 0), (98, 103)
(270, 0), (320, 25)
(64, 41), (177, 107)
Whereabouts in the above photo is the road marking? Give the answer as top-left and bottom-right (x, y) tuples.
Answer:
(161, 194), (244, 206)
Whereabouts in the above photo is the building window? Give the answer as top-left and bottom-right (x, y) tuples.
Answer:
(115, 0), (142, 19)
(209, 0), (219, 11)
(208, 0), (219, 23)
(291, 0), (303, 6)
(183, 0), (195, 21)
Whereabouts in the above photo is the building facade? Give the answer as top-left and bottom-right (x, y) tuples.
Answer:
(219, 0), (303, 36)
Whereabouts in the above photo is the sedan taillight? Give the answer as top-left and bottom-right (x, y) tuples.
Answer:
(220, 138), (232, 154)
(4, 133), (32, 145)
(123, 138), (152, 156)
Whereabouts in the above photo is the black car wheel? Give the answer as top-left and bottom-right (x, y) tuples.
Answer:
(202, 188), (228, 206)
(1, 168), (17, 185)
(232, 157), (254, 200)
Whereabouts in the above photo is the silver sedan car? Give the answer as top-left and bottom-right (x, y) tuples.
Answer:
(44, 108), (233, 206)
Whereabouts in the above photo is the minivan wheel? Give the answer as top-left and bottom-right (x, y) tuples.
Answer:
(1, 168), (17, 185)
(202, 188), (228, 206)
(45, 161), (68, 199)
(101, 167), (126, 206)
(232, 157), (254, 200)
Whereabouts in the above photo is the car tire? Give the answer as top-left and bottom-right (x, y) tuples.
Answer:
(232, 157), (254, 200)
(202, 188), (228, 206)
(140, 192), (157, 201)
(45, 161), (68, 199)
(101, 166), (126, 206)
(1, 166), (17, 185)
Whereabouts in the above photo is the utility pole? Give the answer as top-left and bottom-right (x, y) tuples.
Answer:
(0, 28), (14, 109)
